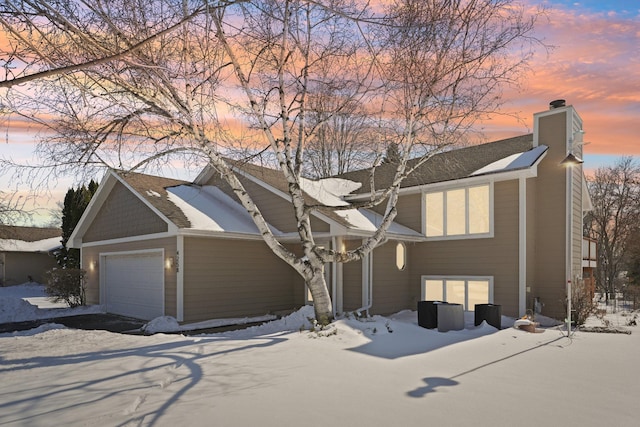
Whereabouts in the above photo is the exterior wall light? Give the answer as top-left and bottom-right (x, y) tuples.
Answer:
(560, 152), (584, 166)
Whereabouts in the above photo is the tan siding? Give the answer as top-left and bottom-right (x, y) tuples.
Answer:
(286, 244), (306, 306)
(342, 240), (363, 312)
(82, 237), (177, 317)
(239, 178), (300, 232)
(369, 193), (423, 233)
(1, 252), (58, 286)
(84, 182), (167, 242)
(202, 173), (330, 233)
(182, 237), (297, 322)
(409, 180), (521, 317)
(526, 178), (537, 312)
(394, 193), (423, 232)
(532, 111), (569, 319)
(572, 165), (583, 280)
(370, 241), (413, 315)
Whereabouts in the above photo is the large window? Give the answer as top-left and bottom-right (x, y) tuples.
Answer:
(421, 276), (493, 311)
(425, 184), (491, 239)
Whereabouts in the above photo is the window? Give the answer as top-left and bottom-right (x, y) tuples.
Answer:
(425, 184), (491, 239)
(395, 243), (406, 271)
(422, 276), (493, 311)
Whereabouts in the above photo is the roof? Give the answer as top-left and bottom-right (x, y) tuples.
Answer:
(116, 171), (192, 228)
(165, 184), (282, 235)
(193, 135), (542, 237)
(0, 225), (61, 252)
(76, 134), (544, 242)
(116, 171), (283, 237)
(339, 134), (535, 194)
(0, 225), (60, 242)
(216, 160), (422, 238)
(114, 165), (423, 239)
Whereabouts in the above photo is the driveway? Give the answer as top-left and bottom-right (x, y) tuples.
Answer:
(0, 313), (146, 334)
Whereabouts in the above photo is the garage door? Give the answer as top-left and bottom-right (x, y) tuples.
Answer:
(103, 251), (164, 320)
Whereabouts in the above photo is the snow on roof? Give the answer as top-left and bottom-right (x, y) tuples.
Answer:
(300, 177), (421, 237)
(166, 177), (417, 238)
(0, 237), (62, 253)
(470, 145), (548, 177)
(166, 185), (281, 235)
(300, 177), (361, 206)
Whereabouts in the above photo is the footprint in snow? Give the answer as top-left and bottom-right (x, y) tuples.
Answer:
(123, 394), (146, 415)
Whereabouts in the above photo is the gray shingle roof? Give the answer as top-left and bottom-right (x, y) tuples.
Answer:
(113, 134), (536, 235)
(0, 225), (61, 242)
(339, 134), (534, 195)
(116, 171), (192, 228)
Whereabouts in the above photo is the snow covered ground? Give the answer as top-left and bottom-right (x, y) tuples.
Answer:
(1, 283), (638, 426)
(0, 282), (101, 322)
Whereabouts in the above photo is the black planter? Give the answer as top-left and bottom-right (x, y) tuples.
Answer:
(474, 303), (502, 329)
(417, 300), (443, 329)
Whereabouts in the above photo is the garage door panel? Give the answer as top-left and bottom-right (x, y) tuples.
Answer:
(103, 251), (164, 320)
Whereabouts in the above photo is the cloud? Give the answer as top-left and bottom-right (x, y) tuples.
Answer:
(481, 1), (640, 155)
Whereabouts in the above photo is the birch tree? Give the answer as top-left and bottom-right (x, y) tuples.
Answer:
(0, 0), (542, 324)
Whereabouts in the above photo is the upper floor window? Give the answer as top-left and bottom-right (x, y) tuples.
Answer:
(425, 184), (492, 239)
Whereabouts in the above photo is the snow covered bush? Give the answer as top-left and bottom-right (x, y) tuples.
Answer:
(44, 268), (86, 308)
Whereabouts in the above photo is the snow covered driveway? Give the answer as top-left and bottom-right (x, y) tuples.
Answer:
(1, 311), (639, 427)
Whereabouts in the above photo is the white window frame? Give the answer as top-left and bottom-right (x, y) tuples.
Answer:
(423, 182), (494, 240)
(420, 275), (494, 311)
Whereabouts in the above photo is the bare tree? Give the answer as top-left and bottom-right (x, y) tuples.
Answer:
(0, 191), (28, 226)
(304, 94), (376, 178)
(0, 0), (542, 324)
(585, 157), (640, 304)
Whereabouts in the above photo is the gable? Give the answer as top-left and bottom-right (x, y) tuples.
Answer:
(83, 181), (169, 242)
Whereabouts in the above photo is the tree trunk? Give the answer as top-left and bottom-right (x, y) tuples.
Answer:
(306, 266), (333, 326)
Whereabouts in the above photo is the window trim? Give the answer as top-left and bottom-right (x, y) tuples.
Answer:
(422, 182), (494, 241)
(420, 275), (494, 311)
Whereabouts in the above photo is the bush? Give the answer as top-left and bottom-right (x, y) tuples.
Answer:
(44, 268), (86, 308)
(567, 279), (597, 327)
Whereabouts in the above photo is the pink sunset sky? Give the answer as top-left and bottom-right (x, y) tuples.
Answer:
(0, 0), (638, 226)
(483, 0), (639, 163)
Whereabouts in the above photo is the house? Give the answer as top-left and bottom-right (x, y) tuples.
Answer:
(0, 225), (61, 286)
(69, 101), (591, 323)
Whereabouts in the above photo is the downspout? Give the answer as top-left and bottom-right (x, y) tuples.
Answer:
(331, 236), (337, 319)
(356, 249), (374, 316)
(519, 177), (527, 316)
(566, 153), (573, 334)
(176, 234), (184, 322)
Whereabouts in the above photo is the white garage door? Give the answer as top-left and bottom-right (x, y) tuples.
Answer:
(103, 251), (164, 320)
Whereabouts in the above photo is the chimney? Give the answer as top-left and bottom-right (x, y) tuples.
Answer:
(549, 99), (566, 109)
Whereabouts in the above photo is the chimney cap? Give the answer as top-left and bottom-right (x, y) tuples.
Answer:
(549, 99), (566, 109)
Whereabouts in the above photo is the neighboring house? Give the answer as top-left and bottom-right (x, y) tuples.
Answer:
(69, 101), (591, 323)
(0, 225), (61, 286)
